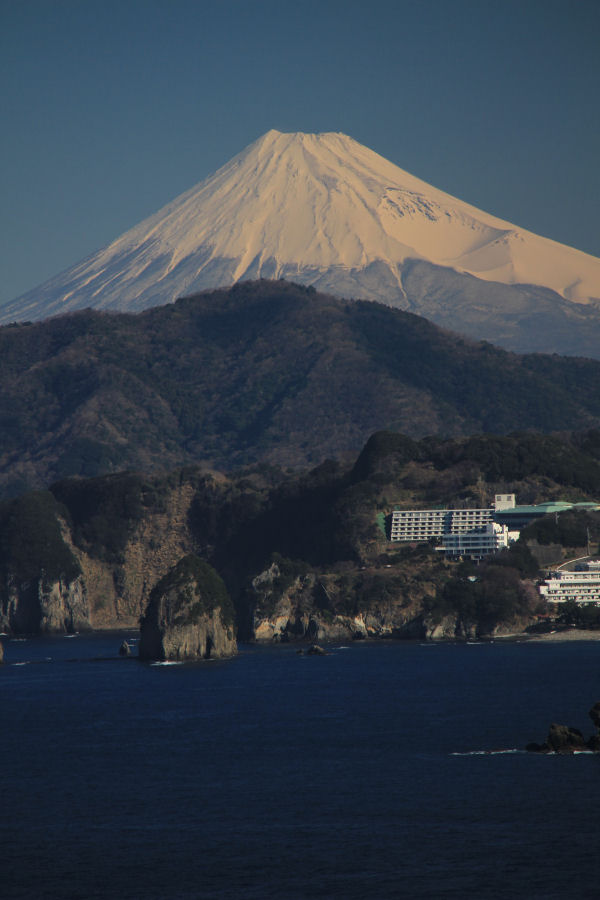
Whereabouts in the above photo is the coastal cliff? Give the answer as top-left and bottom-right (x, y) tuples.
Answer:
(138, 555), (236, 661)
(62, 478), (198, 629)
(1, 429), (597, 641)
(3, 573), (90, 634)
(250, 561), (537, 644)
(0, 477), (198, 634)
(251, 559), (446, 643)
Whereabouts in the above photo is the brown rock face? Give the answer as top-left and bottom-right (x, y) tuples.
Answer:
(0, 480), (198, 635)
(138, 555), (236, 662)
(250, 563), (444, 644)
(65, 481), (197, 630)
(1, 574), (90, 634)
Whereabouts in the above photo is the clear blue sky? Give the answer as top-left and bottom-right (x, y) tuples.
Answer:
(1, 0), (599, 305)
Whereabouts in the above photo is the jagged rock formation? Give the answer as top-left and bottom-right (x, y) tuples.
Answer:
(306, 644), (327, 656)
(526, 702), (600, 753)
(250, 558), (540, 645)
(138, 555), (236, 661)
(250, 561), (448, 643)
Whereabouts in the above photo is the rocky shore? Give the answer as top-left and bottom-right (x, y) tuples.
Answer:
(522, 627), (600, 642)
(527, 702), (600, 754)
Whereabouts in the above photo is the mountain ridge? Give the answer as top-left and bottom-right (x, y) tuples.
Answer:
(2, 280), (600, 498)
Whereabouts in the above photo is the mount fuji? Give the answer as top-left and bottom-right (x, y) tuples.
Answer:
(3, 130), (600, 356)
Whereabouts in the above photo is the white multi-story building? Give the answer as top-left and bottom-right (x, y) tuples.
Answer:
(390, 507), (493, 541)
(390, 494), (516, 543)
(539, 562), (600, 605)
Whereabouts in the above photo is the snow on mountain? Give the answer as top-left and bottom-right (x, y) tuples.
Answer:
(2, 130), (599, 355)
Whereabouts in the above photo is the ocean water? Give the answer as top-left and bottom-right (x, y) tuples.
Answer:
(2, 634), (600, 899)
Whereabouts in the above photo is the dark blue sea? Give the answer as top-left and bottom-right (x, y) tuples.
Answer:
(2, 633), (600, 899)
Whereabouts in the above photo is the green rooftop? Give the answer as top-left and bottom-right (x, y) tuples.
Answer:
(497, 501), (598, 516)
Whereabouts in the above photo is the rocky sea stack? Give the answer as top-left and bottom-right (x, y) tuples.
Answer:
(138, 555), (236, 662)
(526, 702), (600, 754)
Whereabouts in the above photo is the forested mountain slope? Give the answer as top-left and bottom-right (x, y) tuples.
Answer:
(1, 280), (600, 498)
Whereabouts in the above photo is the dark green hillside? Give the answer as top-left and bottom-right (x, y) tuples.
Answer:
(0, 490), (80, 585)
(214, 430), (600, 579)
(1, 279), (600, 498)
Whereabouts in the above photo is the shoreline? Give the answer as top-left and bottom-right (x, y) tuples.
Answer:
(3, 627), (600, 645)
(509, 628), (600, 643)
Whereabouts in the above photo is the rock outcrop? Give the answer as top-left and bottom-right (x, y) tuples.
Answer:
(138, 555), (237, 661)
(250, 562), (445, 644)
(249, 564), (524, 645)
(1, 574), (90, 634)
(526, 703), (600, 753)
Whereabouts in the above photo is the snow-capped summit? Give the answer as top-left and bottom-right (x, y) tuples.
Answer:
(2, 130), (600, 355)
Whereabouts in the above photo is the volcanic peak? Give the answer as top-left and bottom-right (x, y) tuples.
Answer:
(1, 130), (599, 332)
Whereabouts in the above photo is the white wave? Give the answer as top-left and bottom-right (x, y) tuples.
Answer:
(150, 660), (183, 666)
(12, 661), (30, 667)
(451, 749), (523, 756)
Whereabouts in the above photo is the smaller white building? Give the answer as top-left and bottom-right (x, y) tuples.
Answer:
(442, 523), (511, 560)
(539, 562), (600, 605)
(494, 494), (517, 511)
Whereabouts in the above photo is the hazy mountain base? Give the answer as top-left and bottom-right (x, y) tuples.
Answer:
(9, 250), (599, 359)
(1, 429), (599, 641)
(3, 281), (600, 500)
(278, 258), (600, 358)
